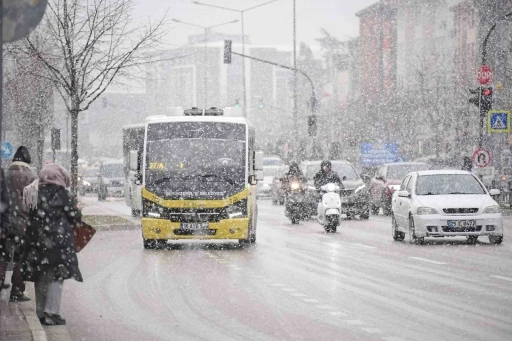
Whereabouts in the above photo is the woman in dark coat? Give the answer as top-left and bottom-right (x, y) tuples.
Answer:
(23, 163), (83, 326)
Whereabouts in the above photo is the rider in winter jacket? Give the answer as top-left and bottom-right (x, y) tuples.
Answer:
(313, 160), (343, 189)
(281, 162), (307, 191)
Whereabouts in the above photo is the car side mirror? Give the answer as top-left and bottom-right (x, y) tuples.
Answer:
(255, 170), (264, 182)
(342, 176), (347, 181)
(489, 189), (500, 197)
(361, 175), (370, 183)
(254, 151), (264, 171)
(129, 150), (139, 171)
(397, 190), (411, 198)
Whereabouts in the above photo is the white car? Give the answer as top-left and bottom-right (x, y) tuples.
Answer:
(391, 170), (503, 245)
(257, 166), (280, 198)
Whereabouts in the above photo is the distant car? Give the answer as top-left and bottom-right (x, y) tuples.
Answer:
(263, 156), (285, 167)
(98, 161), (124, 200)
(271, 165), (289, 205)
(391, 170), (503, 245)
(369, 162), (429, 215)
(300, 160), (371, 219)
(257, 166), (281, 199)
(81, 167), (99, 193)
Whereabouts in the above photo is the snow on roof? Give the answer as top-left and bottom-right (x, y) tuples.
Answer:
(416, 170), (473, 176)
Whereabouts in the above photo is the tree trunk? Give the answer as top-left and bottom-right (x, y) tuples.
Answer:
(70, 108), (79, 195)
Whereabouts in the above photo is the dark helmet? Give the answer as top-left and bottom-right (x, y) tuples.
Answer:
(289, 162), (300, 174)
(321, 160), (331, 172)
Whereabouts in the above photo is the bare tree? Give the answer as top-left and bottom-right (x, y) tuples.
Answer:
(11, 0), (168, 193)
(4, 48), (54, 171)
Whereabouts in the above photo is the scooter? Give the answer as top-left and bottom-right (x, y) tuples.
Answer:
(284, 180), (307, 224)
(317, 183), (342, 233)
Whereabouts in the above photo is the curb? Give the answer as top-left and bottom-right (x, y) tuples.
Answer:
(11, 301), (47, 341)
(93, 224), (139, 232)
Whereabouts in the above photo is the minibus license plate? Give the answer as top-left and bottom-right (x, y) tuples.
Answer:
(181, 222), (209, 230)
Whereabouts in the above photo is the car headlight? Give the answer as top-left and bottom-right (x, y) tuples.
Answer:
(483, 205), (500, 214)
(291, 182), (300, 190)
(83, 180), (91, 187)
(355, 184), (366, 194)
(148, 212), (161, 218)
(417, 207), (439, 215)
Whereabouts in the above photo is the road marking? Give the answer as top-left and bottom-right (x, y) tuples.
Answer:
(409, 257), (446, 265)
(329, 311), (347, 317)
(302, 298), (320, 303)
(291, 293), (307, 297)
(490, 275), (512, 282)
(382, 337), (405, 341)
(343, 320), (365, 325)
(315, 305), (333, 310)
(350, 243), (376, 249)
(281, 288), (297, 292)
(361, 328), (383, 334)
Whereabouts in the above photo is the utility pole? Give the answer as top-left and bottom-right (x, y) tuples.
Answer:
(293, 0), (298, 160)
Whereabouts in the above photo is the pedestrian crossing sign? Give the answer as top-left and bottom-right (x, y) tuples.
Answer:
(488, 110), (510, 133)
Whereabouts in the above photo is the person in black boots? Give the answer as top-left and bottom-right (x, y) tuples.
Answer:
(3, 146), (37, 302)
(23, 163), (83, 326)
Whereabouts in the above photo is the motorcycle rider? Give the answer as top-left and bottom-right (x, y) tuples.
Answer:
(313, 160), (343, 189)
(281, 162), (307, 191)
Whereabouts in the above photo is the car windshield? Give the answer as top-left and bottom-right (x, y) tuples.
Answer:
(387, 164), (429, 179)
(305, 164), (359, 180)
(102, 164), (123, 178)
(416, 174), (486, 195)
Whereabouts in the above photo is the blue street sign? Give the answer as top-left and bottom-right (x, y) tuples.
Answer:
(1, 142), (14, 159)
(488, 110), (510, 133)
(360, 143), (403, 167)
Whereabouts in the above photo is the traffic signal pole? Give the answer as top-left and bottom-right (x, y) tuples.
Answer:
(229, 50), (317, 116)
(479, 85), (483, 148)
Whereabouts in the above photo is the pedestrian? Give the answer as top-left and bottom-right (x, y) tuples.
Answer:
(0, 146), (37, 302)
(0, 167), (11, 291)
(23, 163), (83, 326)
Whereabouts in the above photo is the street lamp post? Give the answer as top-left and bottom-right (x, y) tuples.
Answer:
(172, 18), (239, 110)
(192, 0), (280, 117)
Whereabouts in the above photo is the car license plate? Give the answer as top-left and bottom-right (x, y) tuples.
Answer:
(447, 220), (476, 228)
(181, 222), (209, 230)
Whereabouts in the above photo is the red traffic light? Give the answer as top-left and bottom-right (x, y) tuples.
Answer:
(483, 88), (492, 96)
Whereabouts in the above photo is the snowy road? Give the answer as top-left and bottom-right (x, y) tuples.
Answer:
(64, 199), (512, 341)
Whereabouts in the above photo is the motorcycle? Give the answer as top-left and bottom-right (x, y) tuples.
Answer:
(284, 179), (308, 224)
(317, 183), (342, 233)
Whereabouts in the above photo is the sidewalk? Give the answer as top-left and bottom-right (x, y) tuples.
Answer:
(0, 271), (72, 341)
(0, 271), (46, 341)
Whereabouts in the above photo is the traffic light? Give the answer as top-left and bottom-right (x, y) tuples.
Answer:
(468, 87), (493, 115)
(481, 87), (493, 115)
(308, 115), (317, 137)
(258, 97), (264, 109)
(235, 99), (240, 108)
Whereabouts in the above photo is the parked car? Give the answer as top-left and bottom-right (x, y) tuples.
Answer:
(300, 160), (371, 219)
(257, 166), (281, 198)
(271, 165), (289, 205)
(98, 160), (124, 200)
(391, 170), (503, 245)
(369, 162), (429, 215)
